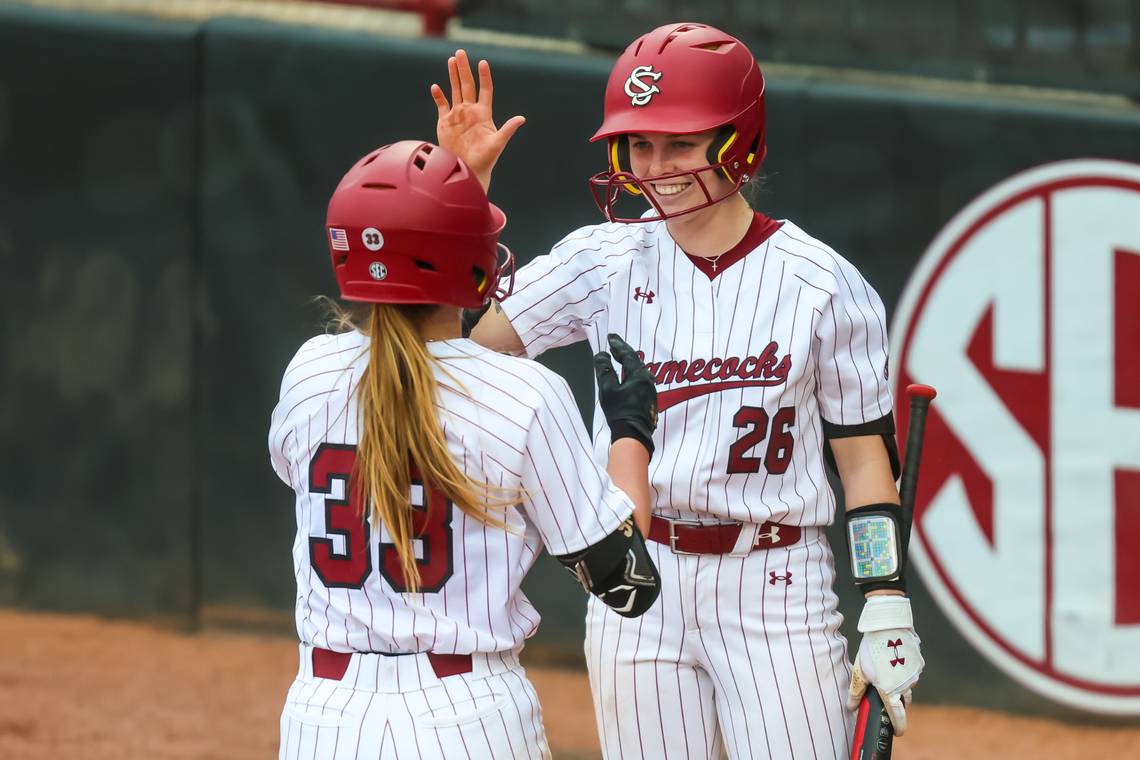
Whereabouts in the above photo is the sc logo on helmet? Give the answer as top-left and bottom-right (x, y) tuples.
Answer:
(624, 65), (663, 107)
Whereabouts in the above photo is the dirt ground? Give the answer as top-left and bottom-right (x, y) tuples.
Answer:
(1, 609), (1138, 759)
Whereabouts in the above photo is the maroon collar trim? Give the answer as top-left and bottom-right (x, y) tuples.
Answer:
(683, 212), (783, 280)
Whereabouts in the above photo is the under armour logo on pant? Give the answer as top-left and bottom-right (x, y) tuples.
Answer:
(768, 571), (792, 585)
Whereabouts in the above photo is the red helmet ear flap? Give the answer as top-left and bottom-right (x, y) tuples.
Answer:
(608, 136), (642, 196)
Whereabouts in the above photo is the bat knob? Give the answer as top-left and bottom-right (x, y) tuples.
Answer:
(906, 383), (937, 400)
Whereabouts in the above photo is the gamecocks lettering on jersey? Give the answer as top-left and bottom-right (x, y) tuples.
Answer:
(640, 341), (792, 385)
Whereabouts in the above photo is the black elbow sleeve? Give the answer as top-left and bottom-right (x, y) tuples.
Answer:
(555, 518), (661, 618)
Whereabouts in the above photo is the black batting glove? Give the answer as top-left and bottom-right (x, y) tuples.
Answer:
(593, 333), (658, 456)
(461, 299), (494, 338)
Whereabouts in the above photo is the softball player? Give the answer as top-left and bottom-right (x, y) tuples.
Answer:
(434, 24), (924, 759)
(267, 140), (661, 760)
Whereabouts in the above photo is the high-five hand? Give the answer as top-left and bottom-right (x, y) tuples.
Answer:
(431, 49), (526, 192)
(593, 334), (659, 457)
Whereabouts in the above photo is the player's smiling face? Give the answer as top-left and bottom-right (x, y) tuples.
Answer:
(627, 129), (735, 212)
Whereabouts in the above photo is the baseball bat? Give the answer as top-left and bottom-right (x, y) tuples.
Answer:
(851, 687), (893, 760)
(898, 384), (937, 552)
(849, 383), (937, 760)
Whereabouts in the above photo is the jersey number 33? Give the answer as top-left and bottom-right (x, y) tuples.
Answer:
(308, 443), (455, 594)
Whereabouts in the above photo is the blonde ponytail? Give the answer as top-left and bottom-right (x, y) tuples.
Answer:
(346, 303), (507, 594)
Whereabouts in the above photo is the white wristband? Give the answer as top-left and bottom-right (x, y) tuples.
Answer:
(857, 595), (914, 632)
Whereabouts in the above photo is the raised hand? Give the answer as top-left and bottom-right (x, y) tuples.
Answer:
(431, 49), (526, 192)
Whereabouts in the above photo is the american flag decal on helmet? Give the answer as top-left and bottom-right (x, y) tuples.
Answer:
(329, 228), (350, 251)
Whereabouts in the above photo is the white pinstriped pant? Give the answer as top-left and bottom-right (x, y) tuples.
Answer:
(586, 529), (854, 760)
(280, 644), (551, 760)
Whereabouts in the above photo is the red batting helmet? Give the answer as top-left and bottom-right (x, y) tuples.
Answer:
(588, 22), (767, 223)
(326, 141), (514, 308)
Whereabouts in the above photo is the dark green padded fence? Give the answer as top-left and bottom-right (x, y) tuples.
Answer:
(460, 0), (1140, 98)
(0, 6), (199, 617)
(3, 5), (1140, 718)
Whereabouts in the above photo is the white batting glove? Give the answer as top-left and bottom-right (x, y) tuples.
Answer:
(846, 595), (924, 736)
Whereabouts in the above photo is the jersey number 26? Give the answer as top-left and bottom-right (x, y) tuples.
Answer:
(308, 443), (455, 593)
(727, 405), (796, 474)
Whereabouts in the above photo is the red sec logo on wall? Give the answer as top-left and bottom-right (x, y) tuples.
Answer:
(892, 160), (1140, 714)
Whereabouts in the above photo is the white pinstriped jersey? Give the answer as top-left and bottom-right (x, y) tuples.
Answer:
(502, 216), (892, 527)
(268, 331), (634, 654)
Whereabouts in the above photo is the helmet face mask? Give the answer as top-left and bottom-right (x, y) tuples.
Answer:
(588, 134), (751, 223)
(589, 23), (767, 224)
(490, 241), (516, 302)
